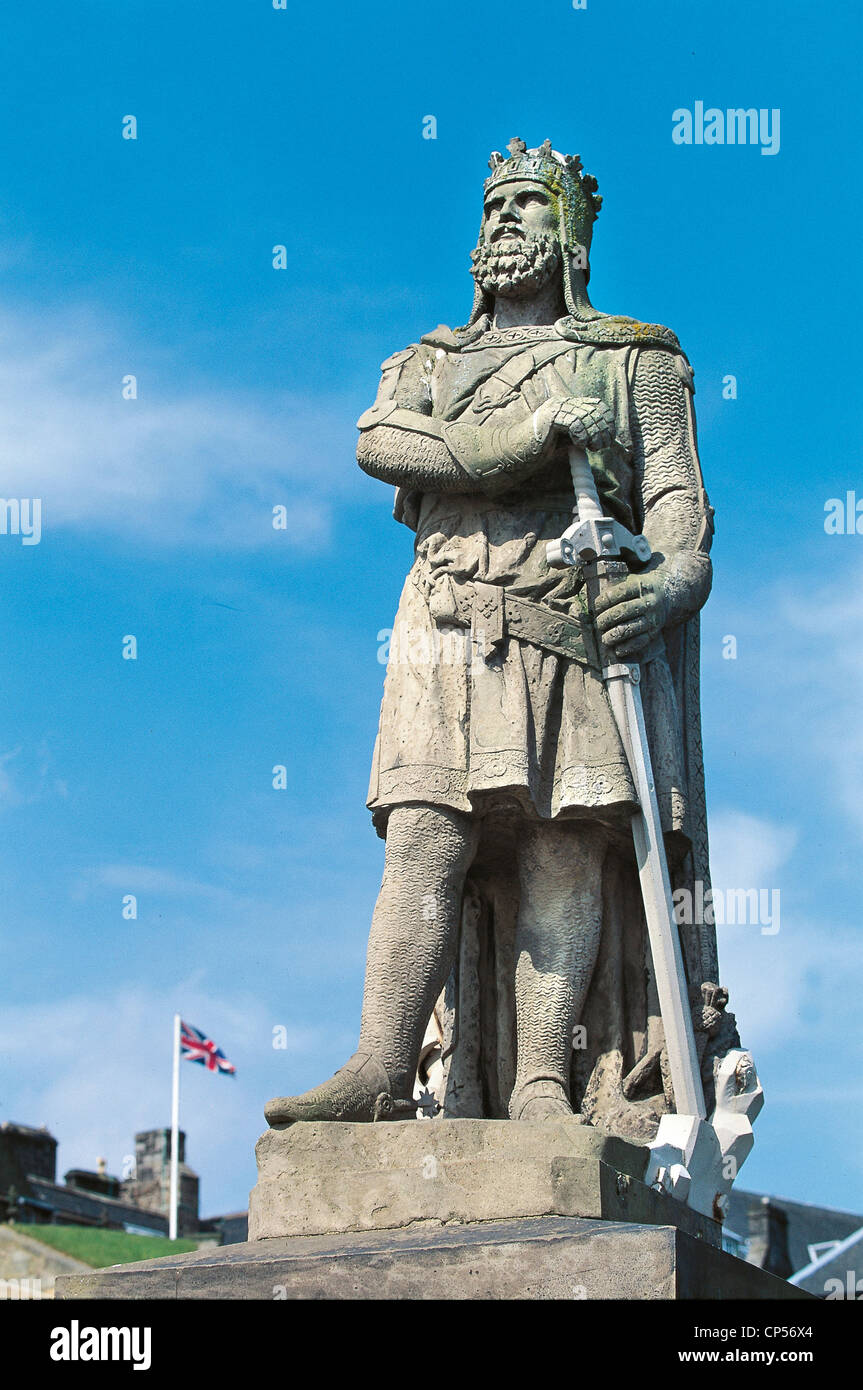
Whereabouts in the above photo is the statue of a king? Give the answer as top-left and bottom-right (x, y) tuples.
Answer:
(266, 138), (742, 1144)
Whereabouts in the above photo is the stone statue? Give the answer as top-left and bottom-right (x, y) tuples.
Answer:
(266, 138), (748, 1151)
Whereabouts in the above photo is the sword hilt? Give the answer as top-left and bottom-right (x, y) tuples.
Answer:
(568, 446), (604, 522)
(546, 446), (652, 571)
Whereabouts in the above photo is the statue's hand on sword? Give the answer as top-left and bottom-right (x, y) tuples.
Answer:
(529, 392), (617, 451)
(593, 572), (669, 661)
(547, 395), (617, 450)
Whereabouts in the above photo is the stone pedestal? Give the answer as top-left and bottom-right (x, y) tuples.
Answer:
(55, 1216), (811, 1300)
(248, 1117), (718, 1245)
(54, 1121), (813, 1301)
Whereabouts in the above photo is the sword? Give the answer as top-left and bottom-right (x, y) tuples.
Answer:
(547, 444), (706, 1120)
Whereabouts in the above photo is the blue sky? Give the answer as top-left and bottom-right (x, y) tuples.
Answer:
(0, 0), (861, 1223)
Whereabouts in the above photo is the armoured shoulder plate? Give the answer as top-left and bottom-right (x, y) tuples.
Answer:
(555, 313), (682, 352)
(357, 400), (398, 430)
(379, 346), (418, 372)
(419, 323), (460, 350)
(357, 402), (444, 437)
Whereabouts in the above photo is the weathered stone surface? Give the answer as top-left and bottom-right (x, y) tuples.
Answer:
(55, 1217), (813, 1301)
(248, 1117), (719, 1246)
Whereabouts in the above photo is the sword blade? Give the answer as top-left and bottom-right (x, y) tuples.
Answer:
(605, 666), (706, 1118)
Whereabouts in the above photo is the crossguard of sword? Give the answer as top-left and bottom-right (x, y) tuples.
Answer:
(546, 516), (652, 569)
(545, 446), (652, 570)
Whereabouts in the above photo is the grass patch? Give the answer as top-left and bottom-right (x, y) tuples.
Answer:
(11, 1223), (199, 1268)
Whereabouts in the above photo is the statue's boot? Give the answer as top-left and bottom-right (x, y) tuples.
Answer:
(509, 1074), (575, 1121)
(264, 1051), (394, 1126)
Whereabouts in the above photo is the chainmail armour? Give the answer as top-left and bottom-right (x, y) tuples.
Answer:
(630, 347), (713, 624)
(510, 820), (607, 1116)
(357, 426), (468, 493)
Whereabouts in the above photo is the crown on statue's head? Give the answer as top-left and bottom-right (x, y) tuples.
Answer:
(485, 138), (603, 229)
(480, 136), (603, 264)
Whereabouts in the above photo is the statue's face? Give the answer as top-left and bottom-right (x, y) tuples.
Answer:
(482, 178), (559, 248)
(472, 178), (562, 300)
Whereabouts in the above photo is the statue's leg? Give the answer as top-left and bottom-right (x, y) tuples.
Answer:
(357, 803), (479, 1093)
(509, 819), (607, 1121)
(265, 803), (477, 1124)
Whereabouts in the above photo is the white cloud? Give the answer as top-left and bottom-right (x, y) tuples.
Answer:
(709, 809), (797, 893)
(708, 559), (863, 846)
(716, 915), (861, 1056)
(0, 744), (69, 813)
(92, 864), (227, 898)
(707, 808), (796, 1050)
(778, 577), (863, 842)
(0, 750), (23, 810)
(705, 806), (863, 1059)
(0, 984), (337, 1216)
(0, 302), (362, 549)
(697, 558), (863, 1069)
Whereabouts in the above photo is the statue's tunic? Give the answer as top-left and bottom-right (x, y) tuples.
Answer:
(364, 317), (706, 850)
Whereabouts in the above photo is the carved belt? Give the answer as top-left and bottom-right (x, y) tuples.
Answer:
(450, 580), (602, 672)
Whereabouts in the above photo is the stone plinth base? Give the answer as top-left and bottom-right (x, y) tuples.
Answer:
(54, 1217), (812, 1300)
(55, 1121), (813, 1300)
(248, 1117), (718, 1244)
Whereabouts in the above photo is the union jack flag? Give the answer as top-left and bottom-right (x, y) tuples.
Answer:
(180, 1020), (236, 1075)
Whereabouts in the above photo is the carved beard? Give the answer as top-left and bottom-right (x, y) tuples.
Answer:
(470, 230), (561, 298)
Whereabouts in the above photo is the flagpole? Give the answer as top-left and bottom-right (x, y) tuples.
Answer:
(169, 1013), (181, 1241)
